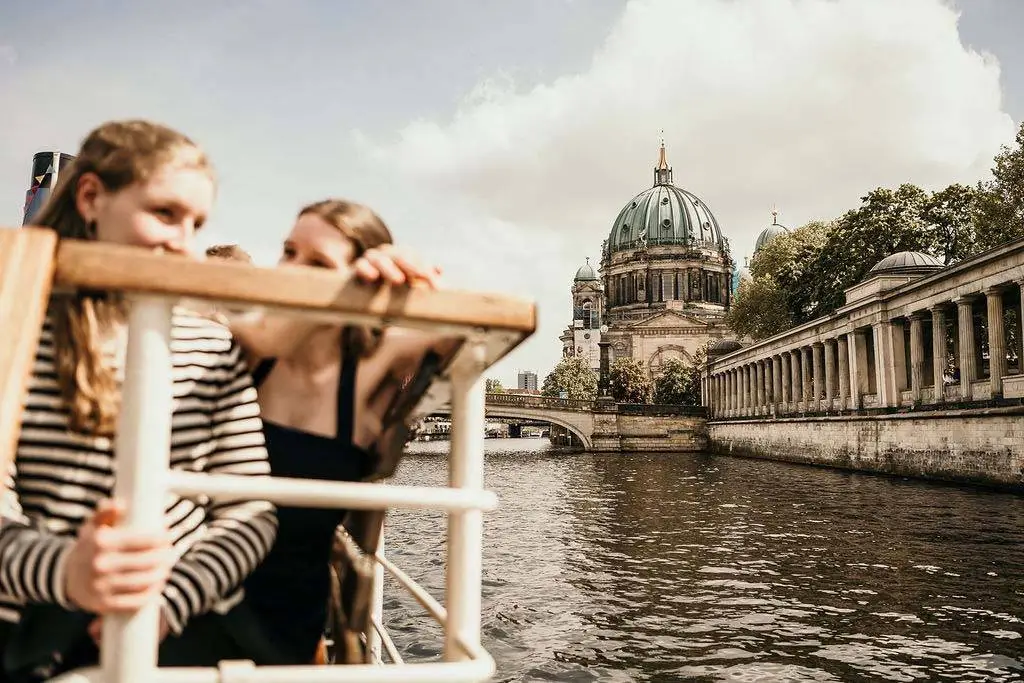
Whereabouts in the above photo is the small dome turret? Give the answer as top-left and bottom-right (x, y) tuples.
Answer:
(867, 251), (944, 277)
(574, 258), (599, 282)
(708, 338), (743, 356)
(754, 210), (790, 252)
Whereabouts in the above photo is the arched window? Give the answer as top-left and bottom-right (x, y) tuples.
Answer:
(582, 301), (593, 329)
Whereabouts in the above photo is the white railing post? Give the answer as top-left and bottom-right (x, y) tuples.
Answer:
(367, 531), (384, 663)
(444, 342), (486, 661)
(101, 296), (174, 683)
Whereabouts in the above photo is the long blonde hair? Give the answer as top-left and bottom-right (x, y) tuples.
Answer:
(298, 200), (393, 357)
(33, 120), (212, 435)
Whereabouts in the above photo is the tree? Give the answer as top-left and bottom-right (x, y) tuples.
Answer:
(609, 357), (652, 403)
(810, 184), (939, 317)
(923, 184), (979, 264)
(725, 276), (792, 341)
(541, 356), (597, 400)
(653, 349), (705, 406)
(976, 121), (1024, 249)
(484, 378), (505, 394)
(750, 220), (830, 326)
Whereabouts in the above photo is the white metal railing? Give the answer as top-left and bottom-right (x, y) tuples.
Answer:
(43, 292), (502, 682)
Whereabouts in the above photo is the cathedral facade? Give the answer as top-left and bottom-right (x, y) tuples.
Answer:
(560, 143), (737, 377)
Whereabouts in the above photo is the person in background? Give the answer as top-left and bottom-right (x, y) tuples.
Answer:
(203, 199), (449, 664)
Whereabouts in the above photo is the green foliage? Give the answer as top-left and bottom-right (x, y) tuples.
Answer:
(542, 355), (597, 400)
(609, 357), (652, 403)
(484, 378), (505, 394)
(725, 276), (792, 341)
(653, 348), (705, 406)
(731, 122), (1024, 339)
(976, 121), (1024, 248)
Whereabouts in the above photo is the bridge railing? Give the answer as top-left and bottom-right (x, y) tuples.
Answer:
(483, 393), (593, 411)
(1, 228), (536, 683)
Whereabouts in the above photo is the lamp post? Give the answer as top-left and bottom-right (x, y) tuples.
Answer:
(598, 324), (611, 399)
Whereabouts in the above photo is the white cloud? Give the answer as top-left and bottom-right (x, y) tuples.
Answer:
(357, 0), (1016, 383)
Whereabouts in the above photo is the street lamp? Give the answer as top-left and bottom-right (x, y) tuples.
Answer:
(598, 324), (611, 399)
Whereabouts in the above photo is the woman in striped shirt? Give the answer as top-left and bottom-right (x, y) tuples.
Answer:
(0, 120), (277, 680)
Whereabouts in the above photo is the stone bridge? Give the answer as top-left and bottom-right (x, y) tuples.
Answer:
(431, 393), (706, 452)
(434, 393), (596, 449)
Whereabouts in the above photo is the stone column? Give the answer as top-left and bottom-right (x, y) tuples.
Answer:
(986, 287), (1007, 398)
(790, 349), (801, 410)
(909, 313), (926, 404)
(736, 367), (743, 415)
(731, 369), (738, 415)
(718, 371), (725, 415)
(745, 366), (753, 413)
(1018, 280), (1024, 374)
(812, 342), (824, 411)
(772, 356), (782, 414)
(955, 296), (977, 399)
(754, 362), (764, 415)
(734, 368), (741, 415)
(781, 352), (791, 411)
(892, 319), (909, 398)
(930, 305), (947, 402)
(717, 374), (725, 416)
(837, 334), (850, 410)
(722, 371), (729, 415)
(872, 321), (896, 408)
(852, 329), (869, 407)
(761, 360), (770, 412)
(801, 346), (812, 407)
(748, 364), (756, 415)
(824, 339), (836, 409)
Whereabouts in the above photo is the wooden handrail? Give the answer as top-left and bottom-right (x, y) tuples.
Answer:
(48, 235), (536, 335)
(0, 229), (58, 480)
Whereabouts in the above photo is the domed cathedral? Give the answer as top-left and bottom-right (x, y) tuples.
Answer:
(561, 141), (735, 378)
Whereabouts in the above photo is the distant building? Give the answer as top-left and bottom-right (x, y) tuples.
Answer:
(518, 370), (538, 391)
(24, 151), (76, 225)
(560, 141), (738, 378)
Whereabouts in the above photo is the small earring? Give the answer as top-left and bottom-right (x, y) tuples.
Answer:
(85, 220), (97, 238)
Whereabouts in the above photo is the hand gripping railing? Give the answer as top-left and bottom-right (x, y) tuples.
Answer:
(0, 229), (535, 683)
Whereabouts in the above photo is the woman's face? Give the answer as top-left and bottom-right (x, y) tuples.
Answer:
(78, 159), (214, 255)
(279, 213), (357, 270)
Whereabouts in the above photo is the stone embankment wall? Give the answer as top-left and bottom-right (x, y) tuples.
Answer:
(592, 404), (707, 452)
(709, 406), (1024, 490)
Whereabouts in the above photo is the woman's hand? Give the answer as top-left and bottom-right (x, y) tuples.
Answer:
(354, 244), (442, 290)
(64, 499), (173, 614)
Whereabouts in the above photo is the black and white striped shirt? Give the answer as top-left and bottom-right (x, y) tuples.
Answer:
(0, 307), (277, 635)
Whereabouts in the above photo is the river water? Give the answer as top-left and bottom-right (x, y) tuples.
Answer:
(381, 439), (1024, 682)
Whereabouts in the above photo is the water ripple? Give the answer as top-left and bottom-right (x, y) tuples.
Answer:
(383, 441), (1024, 682)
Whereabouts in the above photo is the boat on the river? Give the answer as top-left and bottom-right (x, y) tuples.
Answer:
(0, 156), (536, 683)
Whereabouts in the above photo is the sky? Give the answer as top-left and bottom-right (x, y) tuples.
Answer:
(1, 0), (1021, 385)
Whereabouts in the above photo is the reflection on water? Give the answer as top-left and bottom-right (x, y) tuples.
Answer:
(383, 438), (1024, 682)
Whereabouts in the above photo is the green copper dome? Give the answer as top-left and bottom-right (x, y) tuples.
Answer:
(754, 212), (790, 252)
(607, 143), (726, 255)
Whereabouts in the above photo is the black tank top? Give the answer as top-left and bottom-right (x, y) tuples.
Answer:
(242, 342), (373, 663)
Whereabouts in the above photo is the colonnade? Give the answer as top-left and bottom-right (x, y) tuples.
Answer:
(706, 280), (1024, 418)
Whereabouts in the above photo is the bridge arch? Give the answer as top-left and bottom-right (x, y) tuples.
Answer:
(481, 406), (593, 450)
(430, 400), (594, 451)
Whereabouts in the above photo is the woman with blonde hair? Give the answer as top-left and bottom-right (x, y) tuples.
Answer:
(206, 199), (447, 664)
(0, 120), (277, 680)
